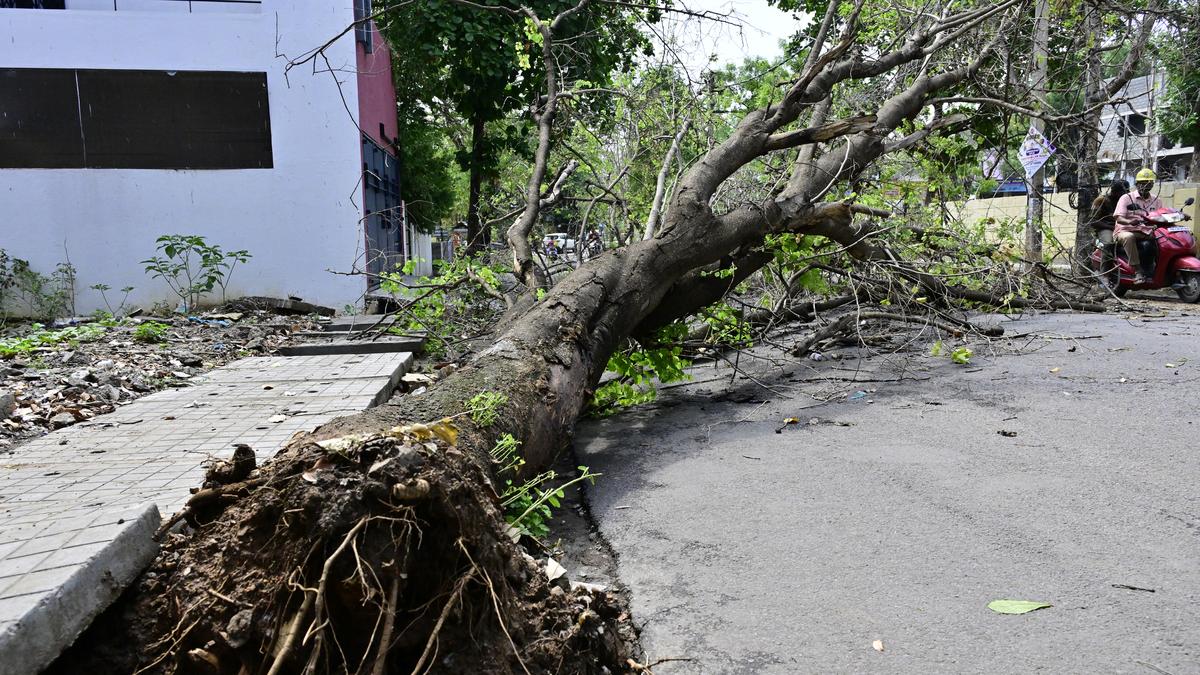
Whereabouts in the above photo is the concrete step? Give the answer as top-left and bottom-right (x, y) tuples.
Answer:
(277, 336), (424, 357)
(320, 314), (396, 332)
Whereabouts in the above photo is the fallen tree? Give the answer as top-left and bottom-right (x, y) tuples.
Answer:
(59, 1), (1143, 673)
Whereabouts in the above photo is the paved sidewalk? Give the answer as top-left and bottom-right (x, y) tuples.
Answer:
(0, 352), (411, 675)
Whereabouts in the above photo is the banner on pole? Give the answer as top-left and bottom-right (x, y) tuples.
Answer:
(1019, 125), (1056, 178)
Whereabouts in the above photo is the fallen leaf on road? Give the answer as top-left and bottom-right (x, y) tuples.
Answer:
(987, 599), (1051, 615)
(775, 417), (801, 433)
(872, 640), (885, 652)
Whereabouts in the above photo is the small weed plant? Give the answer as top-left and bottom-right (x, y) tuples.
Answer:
(490, 434), (599, 539)
(89, 283), (137, 318)
(0, 323), (107, 357)
(467, 391), (507, 427)
(141, 235), (251, 310)
(133, 321), (170, 344)
(0, 250), (76, 321)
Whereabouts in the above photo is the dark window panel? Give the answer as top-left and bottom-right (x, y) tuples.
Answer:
(0, 1), (66, 8)
(76, 69), (273, 169)
(0, 69), (84, 168)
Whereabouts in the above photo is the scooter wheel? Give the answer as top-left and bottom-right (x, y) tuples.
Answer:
(1176, 272), (1200, 303)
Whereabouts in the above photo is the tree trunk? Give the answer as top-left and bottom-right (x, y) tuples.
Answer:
(466, 112), (487, 253)
(1073, 4), (1104, 272)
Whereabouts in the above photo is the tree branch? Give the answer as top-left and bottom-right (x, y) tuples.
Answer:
(644, 119), (691, 240)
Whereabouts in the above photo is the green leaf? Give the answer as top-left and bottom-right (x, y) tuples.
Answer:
(987, 599), (1051, 615)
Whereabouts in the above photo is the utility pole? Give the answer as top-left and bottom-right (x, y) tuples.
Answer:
(1026, 0), (1049, 269)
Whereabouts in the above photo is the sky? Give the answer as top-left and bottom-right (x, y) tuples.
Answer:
(659, 0), (809, 74)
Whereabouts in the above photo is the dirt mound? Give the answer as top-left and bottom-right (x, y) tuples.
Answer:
(53, 422), (635, 674)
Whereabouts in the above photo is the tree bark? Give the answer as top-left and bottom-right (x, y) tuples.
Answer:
(466, 112), (487, 252)
(1073, 3), (1105, 272)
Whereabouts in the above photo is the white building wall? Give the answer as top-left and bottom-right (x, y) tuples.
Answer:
(0, 2), (369, 314)
(411, 230), (433, 276)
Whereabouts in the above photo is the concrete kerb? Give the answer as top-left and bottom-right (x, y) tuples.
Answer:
(0, 502), (159, 675)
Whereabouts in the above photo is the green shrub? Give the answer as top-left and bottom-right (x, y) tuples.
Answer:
(133, 321), (170, 344)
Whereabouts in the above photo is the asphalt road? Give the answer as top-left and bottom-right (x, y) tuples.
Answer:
(576, 304), (1200, 674)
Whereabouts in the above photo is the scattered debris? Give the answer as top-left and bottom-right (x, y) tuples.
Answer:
(872, 639), (885, 652)
(225, 295), (335, 317)
(545, 557), (567, 582)
(997, 430), (1018, 437)
(1, 309), (319, 447)
(1112, 583), (1156, 593)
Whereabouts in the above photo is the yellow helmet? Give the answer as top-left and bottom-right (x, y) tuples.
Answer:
(1135, 167), (1157, 182)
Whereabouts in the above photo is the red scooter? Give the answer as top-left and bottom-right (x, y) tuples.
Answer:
(1090, 197), (1199, 301)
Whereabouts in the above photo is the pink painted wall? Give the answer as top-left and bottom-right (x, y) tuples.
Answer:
(356, 20), (398, 152)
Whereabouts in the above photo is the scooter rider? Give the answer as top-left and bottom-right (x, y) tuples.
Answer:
(1090, 179), (1129, 277)
(1114, 167), (1164, 284)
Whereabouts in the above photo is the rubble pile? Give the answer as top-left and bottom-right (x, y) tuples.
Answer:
(0, 311), (320, 449)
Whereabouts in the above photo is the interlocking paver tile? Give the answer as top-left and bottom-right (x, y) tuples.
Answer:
(0, 351), (412, 674)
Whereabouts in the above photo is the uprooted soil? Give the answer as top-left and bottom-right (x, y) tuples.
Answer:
(52, 420), (639, 674)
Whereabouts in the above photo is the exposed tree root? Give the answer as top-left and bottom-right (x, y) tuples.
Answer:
(54, 421), (635, 675)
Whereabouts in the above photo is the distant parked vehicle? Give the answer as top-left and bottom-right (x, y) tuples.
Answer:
(542, 232), (576, 254)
